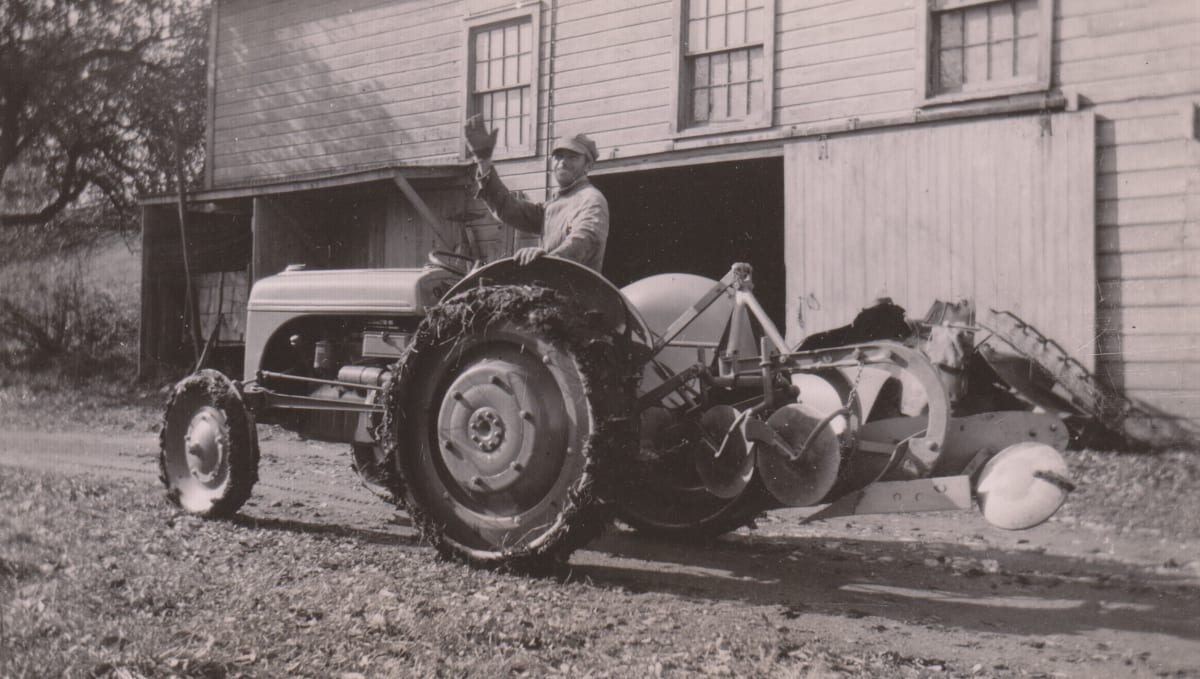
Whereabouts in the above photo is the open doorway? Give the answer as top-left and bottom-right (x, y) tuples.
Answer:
(592, 157), (785, 328)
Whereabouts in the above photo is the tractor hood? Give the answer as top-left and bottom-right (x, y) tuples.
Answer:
(248, 266), (457, 315)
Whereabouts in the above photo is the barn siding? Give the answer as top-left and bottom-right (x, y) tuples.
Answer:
(1056, 0), (1200, 419)
(784, 112), (1097, 376)
(210, 0), (464, 186)
(202, 0), (1200, 423)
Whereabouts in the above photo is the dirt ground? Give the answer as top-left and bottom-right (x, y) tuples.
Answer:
(2, 425), (1198, 678)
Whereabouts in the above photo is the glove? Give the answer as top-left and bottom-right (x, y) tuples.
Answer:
(464, 114), (499, 160)
(514, 247), (546, 266)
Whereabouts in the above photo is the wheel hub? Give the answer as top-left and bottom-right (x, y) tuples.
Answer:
(436, 351), (569, 506)
(184, 406), (228, 484)
(468, 407), (506, 452)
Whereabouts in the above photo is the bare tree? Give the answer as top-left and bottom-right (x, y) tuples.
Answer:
(0, 0), (208, 228)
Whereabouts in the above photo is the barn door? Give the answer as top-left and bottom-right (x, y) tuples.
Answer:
(784, 110), (1096, 368)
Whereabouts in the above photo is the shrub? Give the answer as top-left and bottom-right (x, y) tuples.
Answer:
(0, 258), (136, 377)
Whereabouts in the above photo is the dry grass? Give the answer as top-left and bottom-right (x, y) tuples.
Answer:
(0, 469), (947, 679)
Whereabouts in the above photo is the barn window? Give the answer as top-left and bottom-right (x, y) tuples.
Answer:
(674, 0), (775, 135)
(918, 0), (1054, 104)
(465, 7), (540, 159)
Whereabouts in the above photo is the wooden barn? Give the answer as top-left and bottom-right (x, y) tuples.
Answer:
(140, 0), (1200, 429)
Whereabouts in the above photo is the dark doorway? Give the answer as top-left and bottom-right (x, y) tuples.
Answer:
(592, 157), (785, 328)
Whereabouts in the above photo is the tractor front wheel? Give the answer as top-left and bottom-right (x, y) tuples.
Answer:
(159, 369), (259, 517)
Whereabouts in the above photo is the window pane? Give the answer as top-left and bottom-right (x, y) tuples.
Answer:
(504, 24), (518, 55)
(475, 62), (488, 90)
(693, 87), (710, 122)
(991, 38), (1014, 79)
(1015, 0), (1039, 37)
(693, 54), (710, 87)
(504, 56), (517, 86)
(490, 27), (503, 58)
(730, 48), (748, 83)
(520, 22), (531, 52)
(711, 51), (729, 85)
(964, 5), (989, 46)
(990, 3), (1014, 41)
(1015, 35), (1037, 75)
(729, 0), (745, 11)
(689, 0), (706, 18)
(938, 48), (963, 91)
(964, 43), (987, 83)
(939, 12), (963, 48)
(729, 82), (749, 117)
(711, 0), (726, 15)
(476, 31), (489, 64)
(746, 8), (763, 42)
(729, 11), (745, 45)
(490, 58), (502, 87)
(718, 84), (733, 119)
(688, 18), (706, 52)
(748, 80), (762, 115)
(708, 15), (726, 50)
(518, 53), (531, 83)
(748, 47), (763, 79)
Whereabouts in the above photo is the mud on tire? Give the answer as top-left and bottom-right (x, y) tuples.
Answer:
(159, 369), (260, 517)
(380, 285), (638, 571)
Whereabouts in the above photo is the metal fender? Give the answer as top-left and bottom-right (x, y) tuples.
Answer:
(442, 256), (653, 345)
(621, 273), (754, 407)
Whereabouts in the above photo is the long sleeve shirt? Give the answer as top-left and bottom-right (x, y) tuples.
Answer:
(475, 168), (609, 272)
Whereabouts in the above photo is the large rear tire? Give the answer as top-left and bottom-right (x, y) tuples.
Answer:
(381, 285), (637, 570)
(159, 369), (259, 517)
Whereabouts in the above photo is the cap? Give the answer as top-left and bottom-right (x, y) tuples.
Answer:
(551, 133), (598, 162)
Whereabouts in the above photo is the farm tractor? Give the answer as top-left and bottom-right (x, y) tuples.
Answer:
(160, 254), (1077, 570)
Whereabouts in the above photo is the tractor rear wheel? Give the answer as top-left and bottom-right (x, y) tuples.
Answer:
(382, 285), (636, 570)
(159, 369), (259, 517)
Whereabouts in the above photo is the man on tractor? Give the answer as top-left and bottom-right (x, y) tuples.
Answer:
(464, 114), (609, 272)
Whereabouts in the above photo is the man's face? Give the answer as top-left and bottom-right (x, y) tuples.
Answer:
(552, 149), (590, 188)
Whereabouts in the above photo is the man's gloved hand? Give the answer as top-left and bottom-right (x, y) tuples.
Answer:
(514, 247), (546, 266)
(464, 114), (499, 160)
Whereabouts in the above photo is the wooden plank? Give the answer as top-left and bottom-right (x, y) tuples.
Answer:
(1119, 390), (1200, 420)
(1059, 44), (1199, 85)
(1098, 222), (1200, 254)
(215, 104), (461, 153)
(1110, 306), (1200, 336)
(1097, 141), (1194, 174)
(1097, 168), (1190, 201)
(777, 9), (912, 46)
(1098, 195), (1187, 227)
(777, 91), (913, 124)
(779, 29), (912, 68)
(1100, 278), (1200, 308)
(1104, 362), (1200, 392)
(1097, 249), (1200, 280)
(1097, 333), (1200, 364)
(778, 0), (909, 33)
(778, 51), (912, 90)
(778, 71), (913, 108)
(216, 44), (458, 106)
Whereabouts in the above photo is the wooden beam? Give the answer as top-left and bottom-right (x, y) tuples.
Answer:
(391, 173), (457, 253)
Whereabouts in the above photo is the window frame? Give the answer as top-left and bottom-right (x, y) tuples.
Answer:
(670, 0), (776, 138)
(916, 0), (1054, 106)
(462, 4), (542, 160)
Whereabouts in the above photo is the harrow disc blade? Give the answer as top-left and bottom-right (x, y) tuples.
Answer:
(693, 405), (755, 500)
(757, 404), (843, 507)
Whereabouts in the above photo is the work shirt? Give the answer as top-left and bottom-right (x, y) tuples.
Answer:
(475, 168), (609, 272)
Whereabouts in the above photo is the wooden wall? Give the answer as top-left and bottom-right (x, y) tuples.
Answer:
(1055, 0), (1199, 419)
(204, 0), (1199, 422)
(784, 111), (1097, 371)
(211, 0), (464, 186)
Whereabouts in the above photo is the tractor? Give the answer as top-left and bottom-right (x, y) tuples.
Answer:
(159, 253), (1074, 570)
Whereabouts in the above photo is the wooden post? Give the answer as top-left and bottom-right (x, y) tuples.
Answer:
(175, 133), (203, 366)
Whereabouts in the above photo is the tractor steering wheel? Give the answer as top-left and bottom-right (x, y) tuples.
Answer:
(427, 250), (476, 277)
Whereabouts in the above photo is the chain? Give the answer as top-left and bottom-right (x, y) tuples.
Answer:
(842, 353), (866, 452)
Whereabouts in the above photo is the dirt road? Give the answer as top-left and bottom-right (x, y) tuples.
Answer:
(3, 428), (1198, 678)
